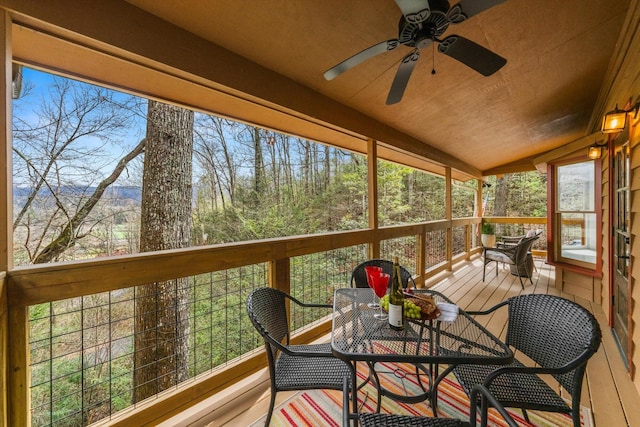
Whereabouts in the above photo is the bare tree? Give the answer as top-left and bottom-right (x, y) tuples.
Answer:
(12, 76), (144, 264)
(32, 140), (145, 263)
(193, 115), (238, 207)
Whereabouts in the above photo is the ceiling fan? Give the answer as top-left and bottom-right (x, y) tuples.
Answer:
(324, 0), (507, 105)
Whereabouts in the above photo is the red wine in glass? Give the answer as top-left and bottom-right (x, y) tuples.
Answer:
(372, 273), (389, 320)
(365, 266), (383, 308)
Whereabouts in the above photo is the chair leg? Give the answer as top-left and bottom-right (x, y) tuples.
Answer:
(516, 270), (525, 289)
(483, 259), (487, 281)
(265, 390), (277, 426)
(480, 398), (489, 427)
(525, 261), (534, 285)
(572, 408), (581, 427)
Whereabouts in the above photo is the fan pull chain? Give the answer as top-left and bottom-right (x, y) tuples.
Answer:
(431, 42), (436, 75)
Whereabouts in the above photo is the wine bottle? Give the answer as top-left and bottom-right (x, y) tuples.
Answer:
(388, 257), (404, 330)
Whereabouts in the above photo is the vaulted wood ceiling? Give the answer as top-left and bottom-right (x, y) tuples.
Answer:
(122, 0), (629, 175)
(5, 0), (633, 179)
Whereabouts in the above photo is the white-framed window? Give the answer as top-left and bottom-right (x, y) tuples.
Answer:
(551, 158), (601, 272)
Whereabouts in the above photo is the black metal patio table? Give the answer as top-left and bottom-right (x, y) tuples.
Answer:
(331, 287), (513, 419)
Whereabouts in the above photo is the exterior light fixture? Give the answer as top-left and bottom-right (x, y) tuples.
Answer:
(587, 144), (604, 160)
(587, 139), (608, 160)
(601, 101), (640, 133)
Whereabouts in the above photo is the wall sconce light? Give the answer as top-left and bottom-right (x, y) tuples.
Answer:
(601, 101), (640, 133)
(587, 143), (605, 160)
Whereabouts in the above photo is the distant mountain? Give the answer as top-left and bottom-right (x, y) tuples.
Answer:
(13, 185), (142, 203)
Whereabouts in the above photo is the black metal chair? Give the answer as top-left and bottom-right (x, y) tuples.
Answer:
(482, 234), (539, 288)
(343, 377), (518, 427)
(351, 258), (417, 290)
(246, 287), (351, 426)
(451, 294), (602, 427)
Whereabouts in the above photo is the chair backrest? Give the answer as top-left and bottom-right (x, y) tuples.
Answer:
(505, 294), (602, 398)
(350, 259), (416, 289)
(246, 287), (290, 363)
(513, 234), (539, 264)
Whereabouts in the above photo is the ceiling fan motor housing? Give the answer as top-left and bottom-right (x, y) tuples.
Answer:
(398, 0), (459, 47)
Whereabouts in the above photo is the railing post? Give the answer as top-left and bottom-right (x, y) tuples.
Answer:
(8, 303), (29, 427)
(416, 228), (426, 288)
(269, 257), (291, 319)
(465, 223), (471, 260)
(269, 258), (290, 295)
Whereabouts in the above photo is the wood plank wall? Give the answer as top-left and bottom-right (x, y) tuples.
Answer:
(603, 0), (640, 388)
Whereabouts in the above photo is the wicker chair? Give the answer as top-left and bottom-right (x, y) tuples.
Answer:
(482, 234), (539, 288)
(451, 294), (602, 427)
(343, 378), (518, 427)
(351, 258), (417, 289)
(246, 287), (351, 426)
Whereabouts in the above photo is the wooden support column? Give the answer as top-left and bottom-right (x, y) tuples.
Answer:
(367, 139), (380, 259)
(0, 3), (10, 273)
(467, 179), (482, 258)
(1, 11), (19, 427)
(476, 179), (483, 244)
(445, 167), (453, 271)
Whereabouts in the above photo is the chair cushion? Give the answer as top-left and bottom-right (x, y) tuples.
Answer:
(484, 251), (513, 264)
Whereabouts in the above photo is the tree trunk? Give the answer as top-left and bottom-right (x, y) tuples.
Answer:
(134, 100), (193, 402)
(494, 175), (509, 216)
(253, 126), (265, 200)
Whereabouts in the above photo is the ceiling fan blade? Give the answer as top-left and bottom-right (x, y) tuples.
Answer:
(438, 35), (506, 76)
(394, 0), (430, 24)
(386, 50), (420, 105)
(324, 39), (400, 81)
(448, 0), (506, 23)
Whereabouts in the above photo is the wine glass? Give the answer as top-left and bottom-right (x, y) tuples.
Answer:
(364, 266), (383, 308)
(372, 272), (389, 320)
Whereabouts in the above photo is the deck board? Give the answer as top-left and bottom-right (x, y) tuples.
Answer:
(168, 256), (640, 426)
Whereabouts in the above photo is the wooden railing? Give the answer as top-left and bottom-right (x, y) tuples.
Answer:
(5, 216), (546, 426)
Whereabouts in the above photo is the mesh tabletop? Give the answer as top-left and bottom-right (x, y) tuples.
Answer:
(331, 288), (513, 366)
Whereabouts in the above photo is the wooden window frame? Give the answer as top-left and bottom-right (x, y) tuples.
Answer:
(547, 156), (602, 277)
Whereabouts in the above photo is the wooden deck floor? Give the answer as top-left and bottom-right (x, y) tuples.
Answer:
(163, 256), (640, 427)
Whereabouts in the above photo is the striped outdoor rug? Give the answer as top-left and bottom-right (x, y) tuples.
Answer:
(250, 361), (593, 427)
